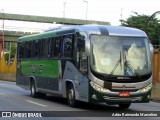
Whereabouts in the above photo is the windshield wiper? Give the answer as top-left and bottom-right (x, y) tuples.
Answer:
(125, 61), (139, 76)
(109, 51), (122, 76)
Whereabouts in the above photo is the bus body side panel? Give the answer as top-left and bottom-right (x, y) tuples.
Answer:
(16, 61), (30, 90)
(17, 59), (60, 92)
(35, 77), (59, 91)
(63, 61), (89, 102)
(16, 75), (30, 90)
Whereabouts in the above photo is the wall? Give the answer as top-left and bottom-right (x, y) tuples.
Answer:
(0, 53), (16, 81)
(151, 51), (160, 99)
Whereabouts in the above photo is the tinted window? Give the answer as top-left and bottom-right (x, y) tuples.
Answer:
(77, 44), (87, 74)
(41, 38), (50, 58)
(50, 37), (55, 58)
(32, 39), (40, 58)
(25, 41), (32, 58)
(18, 42), (25, 59)
(54, 37), (61, 58)
(63, 34), (74, 58)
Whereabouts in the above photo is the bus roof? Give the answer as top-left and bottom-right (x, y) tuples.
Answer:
(18, 27), (75, 41)
(75, 25), (147, 37)
(18, 25), (147, 41)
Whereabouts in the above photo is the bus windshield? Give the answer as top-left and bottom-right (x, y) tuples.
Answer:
(90, 35), (151, 76)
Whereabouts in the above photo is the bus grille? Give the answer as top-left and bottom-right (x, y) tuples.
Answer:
(103, 96), (142, 102)
(110, 89), (138, 92)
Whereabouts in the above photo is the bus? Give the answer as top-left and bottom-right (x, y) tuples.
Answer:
(16, 25), (153, 109)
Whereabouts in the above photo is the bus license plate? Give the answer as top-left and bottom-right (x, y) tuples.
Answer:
(119, 92), (130, 97)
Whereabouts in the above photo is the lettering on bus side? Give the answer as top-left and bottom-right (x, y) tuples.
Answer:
(29, 64), (44, 74)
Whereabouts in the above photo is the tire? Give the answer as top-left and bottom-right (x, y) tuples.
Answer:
(31, 81), (38, 98)
(119, 103), (131, 109)
(67, 84), (76, 107)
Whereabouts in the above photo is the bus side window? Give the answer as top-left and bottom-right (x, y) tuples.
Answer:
(25, 41), (32, 58)
(76, 32), (87, 74)
(63, 34), (74, 58)
(54, 37), (61, 58)
(32, 39), (40, 58)
(41, 38), (50, 58)
(18, 42), (24, 59)
(79, 48), (87, 74)
(50, 37), (55, 58)
(77, 38), (87, 75)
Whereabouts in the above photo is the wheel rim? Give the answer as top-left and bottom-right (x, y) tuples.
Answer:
(69, 88), (74, 104)
(31, 84), (35, 95)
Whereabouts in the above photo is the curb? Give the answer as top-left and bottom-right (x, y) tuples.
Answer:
(150, 98), (160, 103)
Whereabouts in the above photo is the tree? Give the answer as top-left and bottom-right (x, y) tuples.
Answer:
(120, 12), (160, 45)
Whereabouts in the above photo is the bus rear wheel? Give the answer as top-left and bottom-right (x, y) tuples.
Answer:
(67, 84), (76, 107)
(31, 81), (38, 98)
(119, 103), (131, 109)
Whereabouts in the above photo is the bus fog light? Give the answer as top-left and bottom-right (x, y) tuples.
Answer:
(92, 94), (97, 99)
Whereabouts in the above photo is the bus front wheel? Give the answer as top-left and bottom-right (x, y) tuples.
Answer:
(67, 84), (76, 107)
(119, 103), (131, 109)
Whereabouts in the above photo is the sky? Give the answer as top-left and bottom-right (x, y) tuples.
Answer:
(0, 0), (160, 31)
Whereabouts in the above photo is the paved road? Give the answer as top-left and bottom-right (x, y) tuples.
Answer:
(0, 80), (159, 120)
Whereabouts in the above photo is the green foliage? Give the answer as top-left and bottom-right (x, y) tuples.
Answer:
(120, 12), (160, 45)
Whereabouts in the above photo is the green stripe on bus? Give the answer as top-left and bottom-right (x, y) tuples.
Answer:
(19, 31), (56, 41)
(21, 60), (59, 78)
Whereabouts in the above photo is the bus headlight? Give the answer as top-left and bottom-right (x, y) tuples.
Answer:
(90, 82), (110, 93)
(138, 83), (152, 93)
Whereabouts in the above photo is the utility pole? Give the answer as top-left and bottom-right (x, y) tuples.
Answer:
(83, 0), (88, 20)
(120, 8), (123, 25)
(63, 1), (66, 18)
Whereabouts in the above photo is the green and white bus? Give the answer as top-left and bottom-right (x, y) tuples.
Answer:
(16, 25), (153, 108)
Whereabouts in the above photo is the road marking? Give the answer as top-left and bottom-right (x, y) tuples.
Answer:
(26, 100), (48, 107)
(0, 93), (6, 95)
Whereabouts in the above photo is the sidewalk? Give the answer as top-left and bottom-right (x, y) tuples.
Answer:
(151, 97), (160, 102)
(151, 82), (160, 102)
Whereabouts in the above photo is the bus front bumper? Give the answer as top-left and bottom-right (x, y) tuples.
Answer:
(89, 82), (152, 104)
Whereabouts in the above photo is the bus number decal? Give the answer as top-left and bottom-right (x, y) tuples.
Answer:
(29, 64), (44, 74)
